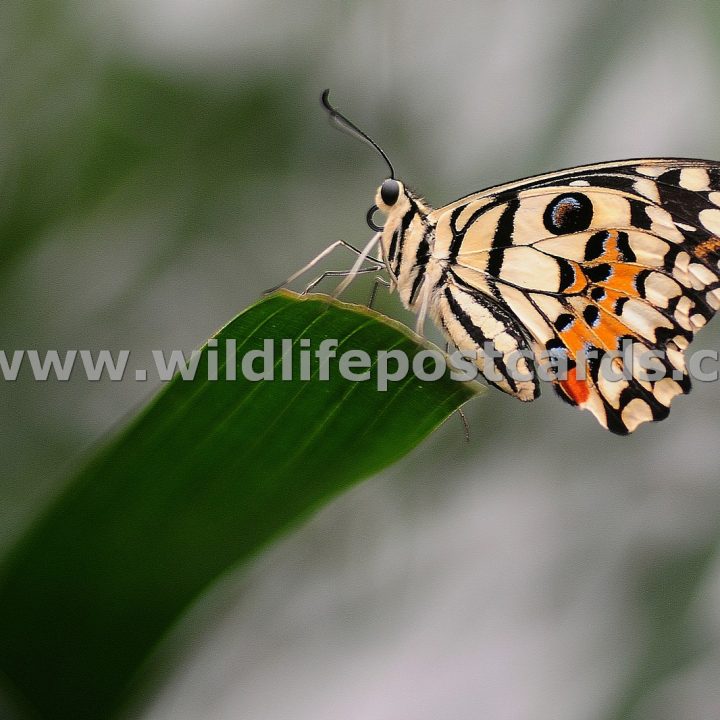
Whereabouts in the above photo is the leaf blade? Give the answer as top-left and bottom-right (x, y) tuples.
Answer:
(0, 291), (479, 720)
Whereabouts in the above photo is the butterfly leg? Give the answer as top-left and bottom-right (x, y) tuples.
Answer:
(333, 233), (382, 298)
(444, 340), (471, 442)
(414, 279), (432, 335)
(457, 407), (470, 443)
(368, 276), (391, 309)
(264, 239), (383, 295)
(303, 266), (382, 295)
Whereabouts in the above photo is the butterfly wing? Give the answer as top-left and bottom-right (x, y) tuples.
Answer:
(431, 159), (720, 433)
(433, 275), (541, 401)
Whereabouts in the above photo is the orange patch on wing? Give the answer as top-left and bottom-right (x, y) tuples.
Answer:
(562, 294), (640, 356)
(558, 323), (591, 356)
(586, 294), (640, 351)
(596, 287), (625, 314)
(562, 260), (588, 294)
(598, 264), (642, 296)
(558, 366), (590, 405)
(694, 235), (720, 260)
(561, 310), (629, 354)
(594, 304), (641, 349)
(589, 316), (624, 350)
(597, 230), (623, 263)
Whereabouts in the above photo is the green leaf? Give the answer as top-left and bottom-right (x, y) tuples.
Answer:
(0, 291), (478, 720)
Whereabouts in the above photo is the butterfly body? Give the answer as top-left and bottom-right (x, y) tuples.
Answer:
(374, 159), (720, 434)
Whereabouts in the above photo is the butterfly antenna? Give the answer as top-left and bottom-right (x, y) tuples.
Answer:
(321, 89), (395, 179)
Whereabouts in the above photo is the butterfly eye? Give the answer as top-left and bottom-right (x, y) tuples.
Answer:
(380, 179), (400, 206)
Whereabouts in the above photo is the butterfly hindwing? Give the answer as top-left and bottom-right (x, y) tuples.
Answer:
(434, 277), (540, 402)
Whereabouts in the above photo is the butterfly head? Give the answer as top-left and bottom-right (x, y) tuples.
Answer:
(371, 179), (412, 270)
(319, 91), (432, 295)
(374, 178), (411, 219)
(372, 178), (414, 234)
(372, 179), (434, 306)
(366, 179), (412, 235)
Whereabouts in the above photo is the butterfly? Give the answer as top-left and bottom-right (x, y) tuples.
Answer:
(277, 92), (720, 435)
(366, 157), (720, 435)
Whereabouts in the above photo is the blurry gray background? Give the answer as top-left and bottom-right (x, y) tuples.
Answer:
(2, 1), (720, 719)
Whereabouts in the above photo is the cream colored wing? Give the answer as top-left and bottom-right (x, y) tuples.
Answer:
(430, 159), (720, 433)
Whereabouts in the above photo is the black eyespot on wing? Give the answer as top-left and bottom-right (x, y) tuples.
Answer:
(590, 287), (606, 301)
(380, 179), (400, 206)
(557, 259), (576, 291)
(543, 193), (593, 235)
(554, 313), (574, 331)
(615, 231), (636, 262)
(584, 231), (608, 261)
(585, 263), (612, 283)
(545, 337), (568, 358)
(583, 305), (600, 327)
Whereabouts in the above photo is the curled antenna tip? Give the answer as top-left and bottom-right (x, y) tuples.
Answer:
(317, 89), (395, 179)
(320, 89), (339, 118)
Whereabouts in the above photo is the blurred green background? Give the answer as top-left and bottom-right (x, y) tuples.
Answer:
(2, 1), (720, 718)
